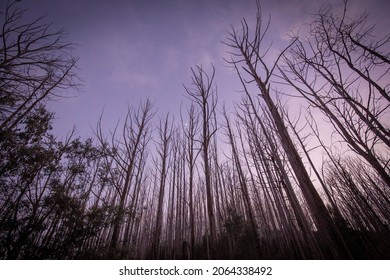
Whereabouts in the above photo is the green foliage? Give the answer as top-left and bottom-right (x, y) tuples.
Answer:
(0, 102), (113, 259)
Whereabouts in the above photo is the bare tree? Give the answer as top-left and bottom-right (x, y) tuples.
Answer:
(224, 1), (351, 258)
(280, 0), (390, 186)
(222, 106), (261, 257)
(181, 104), (201, 259)
(0, 0), (79, 132)
(95, 99), (154, 257)
(184, 65), (218, 258)
(152, 114), (174, 258)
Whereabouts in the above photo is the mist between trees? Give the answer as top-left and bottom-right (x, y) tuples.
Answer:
(1, 0), (389, 259)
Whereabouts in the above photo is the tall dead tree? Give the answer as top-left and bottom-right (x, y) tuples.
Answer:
(95, 100), (154, 257)
(280, 0), (390, 186)
(152, 114), (174, 258)
(222, 107), (261, 258)
(224, 1), (351, 258)
(184, 65), (218, 259)
(181, 104), (201, 259)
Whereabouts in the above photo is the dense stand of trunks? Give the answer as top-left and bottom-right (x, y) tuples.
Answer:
(1, 0), (389, 259)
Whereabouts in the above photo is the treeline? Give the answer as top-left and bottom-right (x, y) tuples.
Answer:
(1, 1), (389, 259)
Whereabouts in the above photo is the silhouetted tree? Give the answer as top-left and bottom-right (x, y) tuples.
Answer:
(0, 0), (79, 132)
(224, 0), (351, 258)
(280, 0), (390, 186)
(184, 65), (218, 258)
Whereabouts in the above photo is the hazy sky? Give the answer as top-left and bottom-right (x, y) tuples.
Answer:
(6, 0), (390, 138)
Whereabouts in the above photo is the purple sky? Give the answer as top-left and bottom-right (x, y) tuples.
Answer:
(8, 0), (390, 138)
